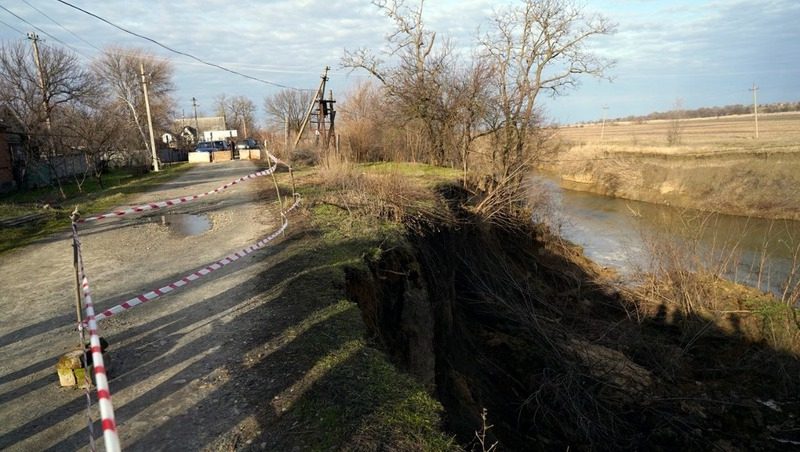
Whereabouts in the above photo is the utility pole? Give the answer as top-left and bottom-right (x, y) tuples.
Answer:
(192, 97), (200, 140)
(750, 83), (759, 139)
(28, 32), (54, 151)
(140, 63), (159, 172)
(316, 70), (330, 147)
(294, 66), (330, 149)
(600, 105), (609, 142)
(284, 114), (289, 151)
(324, 89), (337, 150)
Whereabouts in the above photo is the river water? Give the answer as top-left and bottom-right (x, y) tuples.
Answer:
(530, 175), (800, 298)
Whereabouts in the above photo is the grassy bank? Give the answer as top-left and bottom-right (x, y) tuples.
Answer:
(547, 113), (800, 220)
(0, 164), (191, 254)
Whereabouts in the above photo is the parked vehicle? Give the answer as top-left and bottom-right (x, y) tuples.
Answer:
(194, 141), (227, 152)
(235, 138), (261, 150)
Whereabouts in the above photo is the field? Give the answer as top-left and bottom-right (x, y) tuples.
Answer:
(555, 111), (800, 155)
(547, 112), (800, 220)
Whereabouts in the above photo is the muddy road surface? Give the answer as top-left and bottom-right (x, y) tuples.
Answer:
(0, 160), (303, 450)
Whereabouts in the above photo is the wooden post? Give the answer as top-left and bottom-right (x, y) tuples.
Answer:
(270, 164), (284, 212)
(289, 167), (296, 197)
(751, 83), (759, 139)
(284, 114), (290, 152)
(70, 209), (86, 349)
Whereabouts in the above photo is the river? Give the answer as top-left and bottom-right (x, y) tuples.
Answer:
(531, 175), (800, 298)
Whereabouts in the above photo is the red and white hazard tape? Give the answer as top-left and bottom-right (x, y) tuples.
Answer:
(92, 195), (301, 323)
(80, 275), (121, 452)
(77, 163), (277, 224)
(72, 220), (120, 452)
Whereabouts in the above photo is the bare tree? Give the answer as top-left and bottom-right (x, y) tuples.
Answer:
(342, 0), (457, 165)
(214, 94), (255, 138)
(61, 99), (126, 189)
(0, 40), (97, 197)
(213, 93), (229, 122)
(449, 57), (496, 185)
(666, 98), (684, 146)
(263, 88), (314, 134)
(339, 81), (387, 162)
(481, 0), (615, 179)
(92, 47), (175, 164)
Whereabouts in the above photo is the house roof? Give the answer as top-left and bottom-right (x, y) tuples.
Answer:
(173, 116), (226, 133)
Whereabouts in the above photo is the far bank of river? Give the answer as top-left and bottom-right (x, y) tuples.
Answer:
(531, 174), (800, 298)
(544, 147), (800, 221)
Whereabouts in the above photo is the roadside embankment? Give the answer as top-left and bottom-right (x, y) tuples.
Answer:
(544, 145), (800, 220)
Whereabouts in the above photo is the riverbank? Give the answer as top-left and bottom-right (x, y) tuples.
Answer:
(549, 112), (800, 220)
(543, 145), (800, 220)
(10, 159), (792, 449)
(300, 161), (800, 449)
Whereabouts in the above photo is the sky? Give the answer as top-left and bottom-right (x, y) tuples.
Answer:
(0, 0), (798, 125)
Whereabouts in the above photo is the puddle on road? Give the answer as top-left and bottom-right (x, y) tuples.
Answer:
(157, 213), (212, 236)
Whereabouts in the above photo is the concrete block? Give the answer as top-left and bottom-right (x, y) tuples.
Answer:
(212, 150), (232, 161)
(188, 152), (211, 163)
(56, 350), (90, 388)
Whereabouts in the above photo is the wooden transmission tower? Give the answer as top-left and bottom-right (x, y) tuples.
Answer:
(294, 67), (337, 150)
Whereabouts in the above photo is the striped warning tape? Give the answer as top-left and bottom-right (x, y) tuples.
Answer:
(92, 195), (301, 323)
(267, 153), (288, 167)
(67, 155), (294, 451)
(76, 163), (277, 224)
(80, 275), (121, 452)
(72, 223), (121, 452)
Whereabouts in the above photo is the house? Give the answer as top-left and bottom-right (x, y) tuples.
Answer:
(0, 104), (92, 189)
(0, 105), (26, 192)
(173, 116), (227, 143)
(0, 126), (13, 192)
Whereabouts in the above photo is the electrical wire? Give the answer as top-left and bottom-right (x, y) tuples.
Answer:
(3, 3), (290, 74)
(0, 16), (23, 34)
(55, 0), (303, 91)
(0, 4), (68, 48)
(21, 0), (100, 52)
(0, 2), (93, 60)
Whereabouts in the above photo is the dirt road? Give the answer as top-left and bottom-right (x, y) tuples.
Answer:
(0, 160), (304, 450)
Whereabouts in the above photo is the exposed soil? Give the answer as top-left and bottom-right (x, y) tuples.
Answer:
(0, 161), (329, 450)
(345, 185), (800, 451)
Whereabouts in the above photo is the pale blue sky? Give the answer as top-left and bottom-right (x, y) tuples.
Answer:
(0, 0), (798, 124)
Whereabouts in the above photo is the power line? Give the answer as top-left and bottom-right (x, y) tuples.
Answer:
(4, 2), (334, 80)
(0, 2), (92, 60)
(21, 0), (100, 52)
(55, 0), (303, 91)
(0, 4), (67, 48)
(0, 16), (23, 34)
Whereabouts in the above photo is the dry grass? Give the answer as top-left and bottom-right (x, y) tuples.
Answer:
(624, 210), (800, 356)
(315, 158), (455, 229)
(547, 115), (800, 220)
(557, 112), (800, 154)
